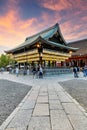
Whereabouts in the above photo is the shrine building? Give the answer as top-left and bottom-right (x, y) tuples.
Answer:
(6, 23), (78, 67)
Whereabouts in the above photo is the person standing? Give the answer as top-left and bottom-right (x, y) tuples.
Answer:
(32, 66), (36, 78)
(73, 66), (78, 78)
(27, 68), (30, 75)
(39, 65), (43, 78)
(15, 67), (19, 77)
(77, 66), (80, 77)
(36, 65), (40, 79)
(83, 65), (87, 77)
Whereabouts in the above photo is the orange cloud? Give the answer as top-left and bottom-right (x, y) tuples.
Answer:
(0, 10), (15, 29)
(0, 6), (37, 48)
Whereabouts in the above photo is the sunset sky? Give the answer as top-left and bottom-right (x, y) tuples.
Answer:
(0, 0), (87, 53)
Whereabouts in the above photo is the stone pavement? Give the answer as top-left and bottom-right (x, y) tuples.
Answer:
(0, 72), (87, 130)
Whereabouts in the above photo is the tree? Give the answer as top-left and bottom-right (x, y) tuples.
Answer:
(0, 54), (15, 68)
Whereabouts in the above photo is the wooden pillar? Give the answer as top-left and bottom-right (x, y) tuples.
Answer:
(48, 61), (50, 68)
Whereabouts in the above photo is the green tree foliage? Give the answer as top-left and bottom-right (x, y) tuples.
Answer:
(0, 54), (15, 68)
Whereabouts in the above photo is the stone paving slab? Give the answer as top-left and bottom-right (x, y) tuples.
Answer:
(39, 92), (48, 96)
(62, 102), (84, 115)
(37, 96), (48, 103)
(49, 100), (63, 110)
(57, 91), (73, 103)
(48, 91), (57, 95)
(49, 94), (59, 100)
(27, 95), (38, 101)
(39, 88), (48, 92)
(6, 109), (32, 128)
(50, 110), (73, 130)
(28, 117), (51, 130)
(68, 115), (87, 130)
(21, 100), (35, 110)
(33, 104), (49, 116)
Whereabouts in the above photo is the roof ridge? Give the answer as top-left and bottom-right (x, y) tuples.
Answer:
(25, 23), (59, 41)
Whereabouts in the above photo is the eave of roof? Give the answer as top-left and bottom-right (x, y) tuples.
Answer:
(6, 36), (78, 53)
(46, 40), (79, 51)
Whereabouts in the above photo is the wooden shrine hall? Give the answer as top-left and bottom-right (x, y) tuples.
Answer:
(6, 23), (78, 68)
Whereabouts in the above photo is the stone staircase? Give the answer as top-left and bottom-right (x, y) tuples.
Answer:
(44, 68), (72, 77)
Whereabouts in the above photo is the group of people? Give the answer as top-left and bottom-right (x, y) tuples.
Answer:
(9, 67), (28, 77)
(10, 64), (44, 78)
(32, 65), (44, 78)
(73, 65), (87, 78)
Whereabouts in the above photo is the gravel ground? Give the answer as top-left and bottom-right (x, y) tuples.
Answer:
(0, 79), (32, 126)
(59, 79), (87, 112)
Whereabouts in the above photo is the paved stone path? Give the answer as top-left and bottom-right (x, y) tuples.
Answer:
(0, 72), (87, 130)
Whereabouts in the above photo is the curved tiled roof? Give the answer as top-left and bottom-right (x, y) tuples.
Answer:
(25, 23), (58, 41)
(6, 23), (78, 53)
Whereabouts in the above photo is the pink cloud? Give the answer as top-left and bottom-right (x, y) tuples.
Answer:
(38, 12), (57, 27)
(58, 2), (87, 42)
(7, 0), (20, 10)
(60, 20), (87, 42)
(81, 16), (87, 22)
(38, 0), (82, 11)
(65, 30), (87, 42)
(32, 11), (61, 33)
